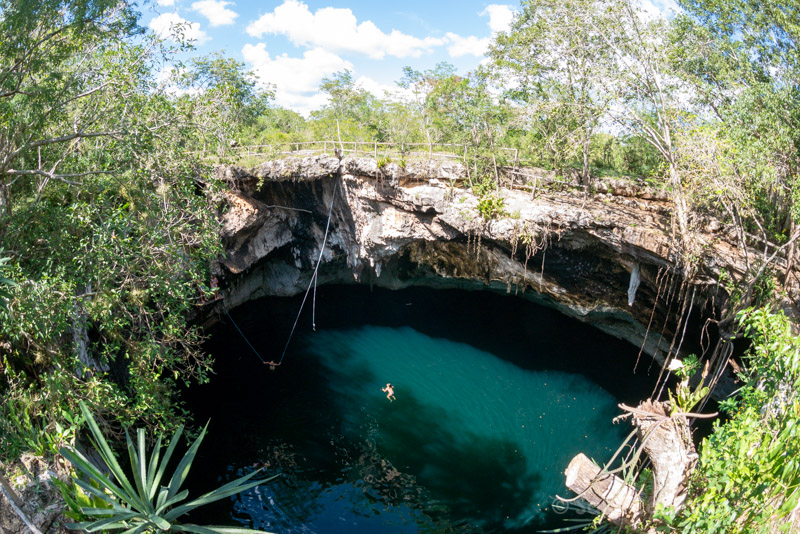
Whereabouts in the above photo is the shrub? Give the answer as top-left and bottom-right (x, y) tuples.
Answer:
(677, 308), (800, 533)
(59, 402), (275, 533)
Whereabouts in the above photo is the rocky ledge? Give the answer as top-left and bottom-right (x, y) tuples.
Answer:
(211, 155), (792, 377)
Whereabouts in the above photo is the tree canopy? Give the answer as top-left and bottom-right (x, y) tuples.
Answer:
(1, 2), (800, 530)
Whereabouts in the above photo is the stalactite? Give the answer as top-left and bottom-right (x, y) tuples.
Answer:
(628, 263), (641, 306)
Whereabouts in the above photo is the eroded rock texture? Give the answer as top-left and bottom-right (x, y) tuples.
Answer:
(211, 155), (771, 372)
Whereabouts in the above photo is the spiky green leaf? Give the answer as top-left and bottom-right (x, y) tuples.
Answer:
(78, 402), (147, 510)
(166, 421), (208, 499)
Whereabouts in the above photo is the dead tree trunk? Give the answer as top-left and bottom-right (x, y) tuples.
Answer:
(565, 453), (645, 527)
(564, 400), (698, 530)
(72, 285), (109, 378)
(631, 400), (698, 511)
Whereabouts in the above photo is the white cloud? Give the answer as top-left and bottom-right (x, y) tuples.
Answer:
(441, 5), (514, 59)
(444, 32), (490, 58)
(242, 44), (353, 115)
(645, 0), (682, 17)
(354, 76), (412, 101)
(245, 0), (444, 59)
(637, 0), (682, 21)
(155, 65), (201, 97)
(481, 4), (515, 34)
(638, 0), (663, 21)
(191, 0), (238, 27)
(275, 91), (330, 117)
(149, 13), (210, 45)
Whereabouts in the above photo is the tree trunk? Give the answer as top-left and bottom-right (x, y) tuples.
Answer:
(0, 175), (10, 216)
(565, 400), (698, 530)
(669, 163), (691, 257)
(72, 285), (109, 378)
(582, 135), (591, 188)
(633, 401), (698, 512)
(785, 220), (796, 289)
(565, 453), (645, 527)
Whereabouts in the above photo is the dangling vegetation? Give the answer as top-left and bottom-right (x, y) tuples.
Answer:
(1, 0), (800, 531)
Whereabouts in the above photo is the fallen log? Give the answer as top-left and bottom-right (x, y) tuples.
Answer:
(565, 453), (645, 527)
(563, 400), (699, 530)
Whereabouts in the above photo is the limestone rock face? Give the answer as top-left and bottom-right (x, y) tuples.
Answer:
(210, 156), (783, 378)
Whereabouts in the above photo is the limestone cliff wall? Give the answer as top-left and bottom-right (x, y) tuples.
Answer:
(211, 155), (768, 372)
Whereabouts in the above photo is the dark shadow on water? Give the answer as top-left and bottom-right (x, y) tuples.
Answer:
(185, 285), (658, 532)
(376, 392), (541, 528)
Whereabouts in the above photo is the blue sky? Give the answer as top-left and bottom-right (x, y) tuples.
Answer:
(140, 0), (678, 115)
(141, 0), (516, 114)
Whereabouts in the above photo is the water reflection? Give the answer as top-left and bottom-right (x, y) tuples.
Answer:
(193, 325), (627, 533)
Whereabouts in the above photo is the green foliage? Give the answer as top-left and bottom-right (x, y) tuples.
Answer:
(174, 52), (274, 155)
(53, 477), (114, 523)
(473, 180), (507, 220)
(313, 70), (388, 144)
(671, 0), (800, 239)
(59, 401), (275, 533)
(0, 397), (81, 460)
(376, 156), (392, 169)
(0, 0), (226, 446)
(476, 193), (506, 221)
(666, 354), (710, 415)
(652, 503), (678, 531)
(668, 379), (709, 416)
(0, 162), (222, 434)
(239, 108), (309, 147)
(678, 308), (800, 532)
(488, 0), (609, 184)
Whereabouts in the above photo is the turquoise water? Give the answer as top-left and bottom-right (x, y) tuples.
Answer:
(188, 287), (649, 533)
(304, 325), (625, 528)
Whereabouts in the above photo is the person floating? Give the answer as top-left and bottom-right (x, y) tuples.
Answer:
(382, 383), (396, 402)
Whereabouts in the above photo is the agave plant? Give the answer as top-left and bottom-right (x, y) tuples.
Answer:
(59, 402), (275, 533)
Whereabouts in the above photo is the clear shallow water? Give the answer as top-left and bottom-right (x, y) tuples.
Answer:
(187, 287), (653, 533)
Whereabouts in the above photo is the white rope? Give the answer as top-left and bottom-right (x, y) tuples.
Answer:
(274, 182), (338, 367)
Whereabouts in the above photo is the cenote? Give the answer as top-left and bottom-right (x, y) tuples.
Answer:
(185, 286), (657, 533)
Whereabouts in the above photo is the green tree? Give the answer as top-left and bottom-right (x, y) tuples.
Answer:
(426, 71), (510, 184)
(0, 1), (226, 447)
(174, 52), (274, 155)
(396, 63), (458, 149)
(670, 0), (800, 278)
(0, 0), (142, 215)
(489, 0), (611, 185)
(316, 70), (373, 148)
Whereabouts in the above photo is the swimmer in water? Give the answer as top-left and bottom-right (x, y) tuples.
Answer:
(381, 383), (396, 402)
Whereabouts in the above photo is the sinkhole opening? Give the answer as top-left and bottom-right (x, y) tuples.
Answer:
(185, 286), (657, 533)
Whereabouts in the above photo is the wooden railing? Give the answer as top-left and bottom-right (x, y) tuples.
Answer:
(196, 140), (520, 165)
(197, 139), (599, 194)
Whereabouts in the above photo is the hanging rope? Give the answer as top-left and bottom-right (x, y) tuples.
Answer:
(225, 307), (267, 364)
(266, 182), (339, 369)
